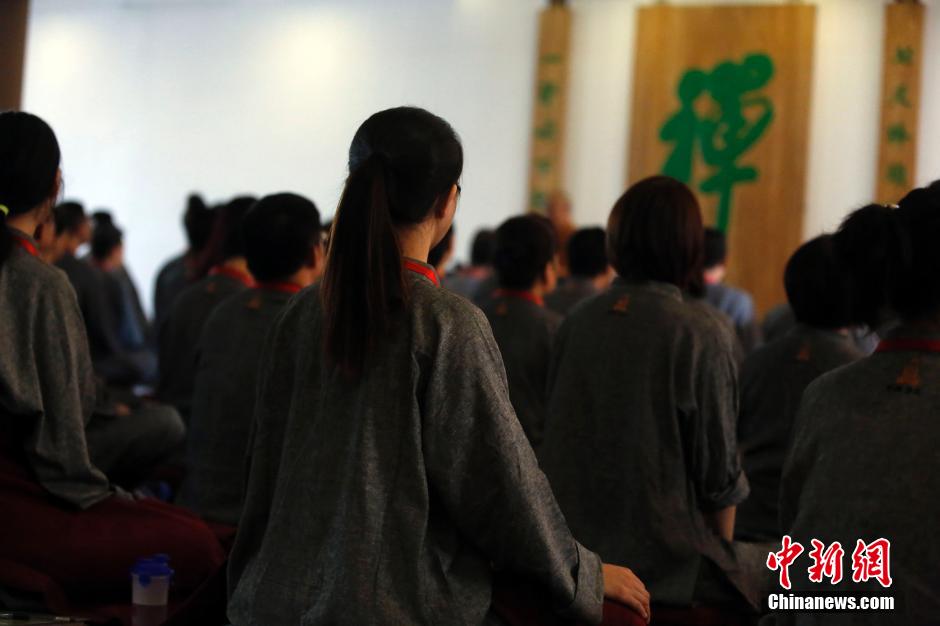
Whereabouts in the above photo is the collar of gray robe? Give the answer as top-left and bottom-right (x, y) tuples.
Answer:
(403, 257), (440, 285)
(9, 227), (38, 248)
(611, 276), (682, 301)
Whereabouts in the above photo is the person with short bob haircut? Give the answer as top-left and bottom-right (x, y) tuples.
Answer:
(776, 189), (940, 622)
(179, 192), (324, 526)
(541, 175), (761, 612)
(481, 214), (560, 447)
(546, 226), (613, 316)
(227, 107), (650, 626)
(735, 235), (864, 542)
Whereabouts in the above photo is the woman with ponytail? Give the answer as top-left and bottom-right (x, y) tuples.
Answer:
(775, 189), (940, 623)
(0, 111), (224, 611)
(228, 107), (650, 625)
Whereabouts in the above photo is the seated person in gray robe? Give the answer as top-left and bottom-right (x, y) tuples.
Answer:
(178, 193), (323, 525)
(736, 235), (863, 542)
(775, 194), (940, 623)
(481, 214), (561, 447)
(0, 113), (222, 596)
(443, 227), (495, 299)
(153, 194), (216, 330)
(546, 226), (614, 317)
(88, 212), (158, 384)
(228, 107), (651, 626)
(157, 196), (256, 420)
(703, 227), (761, 354)
(53, 203), (147, 386)
(540, 176), (760, 611)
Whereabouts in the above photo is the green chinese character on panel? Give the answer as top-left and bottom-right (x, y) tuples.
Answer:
(886, 163), (908, 187)
(535, 119), (557, 141)
(539, 81), (559, 106)
(541, 53), (563, 65)
(535, 158), (552, 175)
(530, 190), (547, 211)
(895, 46), (914, 65)
(659, 53), (775, 232)
(891, 85), (912, 108)
(887, 123), (911, 144)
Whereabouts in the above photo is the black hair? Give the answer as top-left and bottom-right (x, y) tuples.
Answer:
(90, 211), (123, 261)
(183, 193), (215, 252)
(832, 203), (901, 328)
(703, 227), (727, 269)
(834, 187), (940, 327)
(194, 195), (256, 277)
(470, 228), (496, 266)
(493, 215), (556, 290)
(243, 193), (322, 283)
(784, 235), (854, 329)
(428, 226), (454, 269)
(567, 227), (608, 278)
(607, 176), (704, 290)
(0, 112), (61, 269)
(322, 106), (463, 378)
(892, 186), (940, 322)
(54, 201), (86, 236)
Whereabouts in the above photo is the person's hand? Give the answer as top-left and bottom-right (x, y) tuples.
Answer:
(602, 563), (651, 623)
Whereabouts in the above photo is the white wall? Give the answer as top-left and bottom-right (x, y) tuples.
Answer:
(22, 0), (940, 313)
(23, 0), (542, 311)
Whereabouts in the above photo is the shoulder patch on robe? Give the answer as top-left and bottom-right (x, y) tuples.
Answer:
(610, 295), (630, 315)
(246, 295), (263, 311)
(888, 356), (921, 394)
(795, 342), (812, 362)
(495, 302), (508, 316)
(206, 282), (217, 294)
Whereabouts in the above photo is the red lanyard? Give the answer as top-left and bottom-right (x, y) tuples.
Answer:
(257, 281), (302, 295)
(404, 259), (440, 287)
(493, 288), (544, 307)
(875, 338), (940, 354)
(209, 265), (255, 288)
(10, 233), (38, 258)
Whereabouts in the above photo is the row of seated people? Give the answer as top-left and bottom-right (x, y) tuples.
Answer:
(2, 107), (937, 625)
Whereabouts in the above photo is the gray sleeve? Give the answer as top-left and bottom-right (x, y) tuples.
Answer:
(227, 310), (292, 598)
(689, 333), (749, 512)
(422, 308), (604, 624)
(26, 281), (111, 509)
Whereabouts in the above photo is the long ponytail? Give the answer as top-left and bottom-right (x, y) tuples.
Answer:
(0, 112), (61, 270)
(322, 155), (404, 377)
(321, 107), (463, 379)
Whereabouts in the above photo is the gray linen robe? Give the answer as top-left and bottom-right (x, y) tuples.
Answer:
(177, 286), (294, 524)
(227, 265), (604, 626)
(540, 279), (757, 608)
(545, 277), (599, 318)
(157, 272), (249, 418)
(0, 231), (111, 508)
(736, 326), (862, 541)
(771, 328), (940, 624)
(480, 293), (561, 447)
(153, 253), (187, 330)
